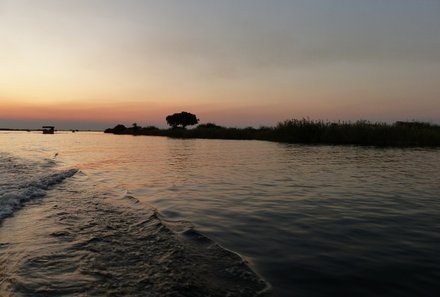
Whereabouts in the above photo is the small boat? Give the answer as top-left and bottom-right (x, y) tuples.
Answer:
(42, 126), (55, 134)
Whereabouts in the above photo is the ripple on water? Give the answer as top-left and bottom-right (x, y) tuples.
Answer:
(0, 174), (270, 297)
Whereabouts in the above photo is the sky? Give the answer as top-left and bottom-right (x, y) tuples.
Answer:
(1, 0), (440, 129)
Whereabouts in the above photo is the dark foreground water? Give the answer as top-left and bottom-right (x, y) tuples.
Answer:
(1, 131), (440, 296)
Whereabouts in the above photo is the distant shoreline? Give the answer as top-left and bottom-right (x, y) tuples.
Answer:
(0, 129), (102, 132)
(104, 119), (440, 147)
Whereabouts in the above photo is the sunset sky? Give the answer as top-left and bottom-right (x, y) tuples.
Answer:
(1, 0), (439, 129)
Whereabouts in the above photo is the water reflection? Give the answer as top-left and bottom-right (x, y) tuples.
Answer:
(165, 139), (197, 184)
(1, 132), (440, 296)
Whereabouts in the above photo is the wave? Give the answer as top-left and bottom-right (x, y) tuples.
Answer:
(0, 173), (270, 296)
(0, 168), (78, 222)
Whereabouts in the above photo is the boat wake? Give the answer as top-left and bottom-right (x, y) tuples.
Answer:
(0, 154), (269, 296)
(0, 153), (78, 222)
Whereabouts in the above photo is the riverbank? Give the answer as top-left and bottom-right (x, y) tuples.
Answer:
(105, 120), (440, 147)
(0, 128), (101, 132)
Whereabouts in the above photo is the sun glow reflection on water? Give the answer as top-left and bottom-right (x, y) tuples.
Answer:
(1, 131), (440, 296)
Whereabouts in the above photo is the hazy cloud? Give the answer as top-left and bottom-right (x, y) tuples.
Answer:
(1, 0), (439, 127)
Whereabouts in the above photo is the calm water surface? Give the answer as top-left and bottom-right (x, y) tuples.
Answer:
(1, 131), (440, 296)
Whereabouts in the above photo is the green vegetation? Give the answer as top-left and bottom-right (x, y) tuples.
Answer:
(104, 119), (440, 147)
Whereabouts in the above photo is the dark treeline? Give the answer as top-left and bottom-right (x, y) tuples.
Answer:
(104, 119), (440, 147)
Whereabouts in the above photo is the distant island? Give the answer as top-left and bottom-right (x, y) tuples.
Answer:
(104, 112), (440, 147)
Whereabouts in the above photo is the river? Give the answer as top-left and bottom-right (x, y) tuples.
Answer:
(1, 131), (439, 296)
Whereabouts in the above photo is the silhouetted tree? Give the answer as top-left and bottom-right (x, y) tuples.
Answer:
(104, 124), (127, 134)
(130, 122), (141, 134)
(166, 112), (199, 128)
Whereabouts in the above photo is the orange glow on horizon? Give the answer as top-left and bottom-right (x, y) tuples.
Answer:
(0, 100), (170, 123)
(1, 1), (439, 129)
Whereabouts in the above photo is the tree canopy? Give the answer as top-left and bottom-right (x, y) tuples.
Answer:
(166, 112), (199, 128)
(104, 124), (127, 134)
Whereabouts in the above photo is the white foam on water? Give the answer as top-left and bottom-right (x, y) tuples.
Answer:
(0, 184), (269, 297)
(0, 155), (78, 221)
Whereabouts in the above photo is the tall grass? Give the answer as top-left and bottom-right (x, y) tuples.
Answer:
(271, 119), (440, 146)
(104, 119), (440, 147)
